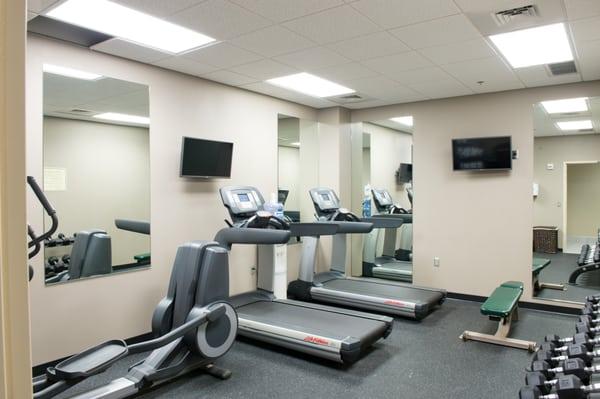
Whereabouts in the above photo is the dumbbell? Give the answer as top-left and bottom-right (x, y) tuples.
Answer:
(577, 322), (600, 337)
(542, 339), (600, 353)
(534, 345), (600, 367)
(520, 375), (600, 398)
(587, 295), (600, 304)
(529, 358), (600, 385)
(61, 254), (70, 265)
(546, 334), (600, 350)
(579, 316), (600, 327)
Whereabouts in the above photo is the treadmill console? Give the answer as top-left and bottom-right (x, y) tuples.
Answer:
(220, 186), (264, 222)
(310, 188), (341, 215)
(371, 189), (393, 211)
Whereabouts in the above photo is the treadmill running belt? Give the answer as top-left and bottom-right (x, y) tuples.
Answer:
(321, 278), (444, 304)
(375, 262), (412, 275)
(236, 301), (388, 344)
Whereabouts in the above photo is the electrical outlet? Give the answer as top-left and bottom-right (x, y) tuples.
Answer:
(250, 266), (256, 275)
(546, 163), (554, 170)
(433, 257), (440, 267)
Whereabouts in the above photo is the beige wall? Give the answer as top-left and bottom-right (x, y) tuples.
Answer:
(352, 81), (600, 301)
(44, 116), (150, 265)
(0, 0), (31, 396)
(277, 146), (300, 211)
(534, 134), (600, 245)
(567, 162), (600, 237)
(363, 122), (412, 209)
(27, 34), (317, 365)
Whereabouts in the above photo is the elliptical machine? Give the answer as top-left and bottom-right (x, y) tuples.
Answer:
(27, 176), (238, 399)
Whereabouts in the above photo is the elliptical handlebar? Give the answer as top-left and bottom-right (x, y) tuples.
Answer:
(27, 176), (58, 249)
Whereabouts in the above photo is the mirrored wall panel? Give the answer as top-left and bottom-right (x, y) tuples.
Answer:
(532, 96), (600, 303)
(43, 65), (150, 285)
(351, 117), (414, 283)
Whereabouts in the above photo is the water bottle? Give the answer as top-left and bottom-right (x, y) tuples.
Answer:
(266, 193), (285, 219)
(362, 184), (372, 218)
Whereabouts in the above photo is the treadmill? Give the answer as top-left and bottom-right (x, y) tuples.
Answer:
(362, 188), (413, 282)
(218, 186), (393, 364)
(287, 187), (446, 320)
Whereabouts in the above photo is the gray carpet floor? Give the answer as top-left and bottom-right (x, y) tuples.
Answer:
(535, 251), (600, 302)
(53, 299), (576, 399)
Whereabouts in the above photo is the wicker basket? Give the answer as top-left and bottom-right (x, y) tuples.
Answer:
(533, 226), (558, 254)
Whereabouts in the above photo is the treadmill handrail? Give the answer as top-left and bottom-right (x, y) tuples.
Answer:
(214, 227), (291, 249)
(362, 217), (404, 229)
(115, 219), (150, 235)
(375, 213), (413, 224)
(289, 222), (339, 237)
(334, 221), (373, 234)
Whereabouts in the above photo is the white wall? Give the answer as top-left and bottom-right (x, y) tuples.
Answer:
(277, 146), (300, 211)
(27, 35), (317, 365)
(44, 116), (150, 265)
(352, 81), (600, 302)
(534, 134), (600, 245)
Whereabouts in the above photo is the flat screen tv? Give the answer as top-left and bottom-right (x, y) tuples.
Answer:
(452, 136), (512, 171)
(396, 163), (412, 183)
(180, 137), (233, 178)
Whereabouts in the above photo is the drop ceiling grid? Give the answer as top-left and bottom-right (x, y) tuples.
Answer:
(27, 0), (600, 109)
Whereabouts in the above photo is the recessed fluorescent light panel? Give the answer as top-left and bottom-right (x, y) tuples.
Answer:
(556, 120), (593, 131)
(390, 116), (413, 127)
(489, 23), (573, 68)
(93, 112), (150, 125)
(541, 97), (588, 114)
(43, 64), (103, 80)
(266, 73), (355, 98)
(290, 142), (301, 147)
(46, 0), (215, 54)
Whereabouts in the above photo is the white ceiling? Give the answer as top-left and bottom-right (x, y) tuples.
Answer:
(533, 96), (600, 137)
(30, 0), (600, 109)
(43, 72), (149, 126)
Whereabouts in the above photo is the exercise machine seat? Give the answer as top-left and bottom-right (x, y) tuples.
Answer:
(532, 258), (551, 275)
(480, 281), (523, 318)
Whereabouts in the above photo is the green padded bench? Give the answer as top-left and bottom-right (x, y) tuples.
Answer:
(532, 257), (565, 293)
(460, 281), (537, 352)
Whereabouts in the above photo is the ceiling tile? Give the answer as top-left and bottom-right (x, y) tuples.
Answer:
(283, 5), (380, 45)
(230, 0), (344, 22)
(408, 78), (473, 98)
(350, 0), (460, 29)
(152, 56), (219, 77)
(565, 0), (600, 21)
(228, 59), (298, 80)
(169, 0), (271, 40)
(231, 26), (314, 57)
(576, 39), (600, 80)
(314, 63), (379, 84)
(327, 31), (410, 61)
(91, 39), (169, 64)
(418, 38), (495, 65)
(515, 65), (582, 87)
(389, 14), (481, 49)
(442, 56), (520, 87)
(28, 0), (60, 13)
(571, 16), (600, 43)
(386, 66), (453, 85)
(362, 51), (433, 75)
(201, 70), (258, 86)
(468, 80), (524, 94)
(113, 0), (203, 17)
(274, 46), (350, 70)
(345, 76), (424, 101)
(184, 42), (262, 69)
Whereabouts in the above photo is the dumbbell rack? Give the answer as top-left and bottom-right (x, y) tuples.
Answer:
(518, 294), (600, 398)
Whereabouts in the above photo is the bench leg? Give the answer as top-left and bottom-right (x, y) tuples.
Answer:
(459, 307), (538, 352)
(539, 282), (565, 291)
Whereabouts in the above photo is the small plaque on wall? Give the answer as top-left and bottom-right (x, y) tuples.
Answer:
(43, 167), (67, 191)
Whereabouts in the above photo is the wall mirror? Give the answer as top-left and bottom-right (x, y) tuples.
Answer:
(43, 65), (151, 285)
(532, 96), (600, 304)
(277, 114), (319, 227)
(350, 117), (414, 283)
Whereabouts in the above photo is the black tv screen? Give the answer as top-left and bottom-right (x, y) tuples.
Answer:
(396, 163), (412, 183)
(452, 136), (512, 171)
(180, 137), (233, 178)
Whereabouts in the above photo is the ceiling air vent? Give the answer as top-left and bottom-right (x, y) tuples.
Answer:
(493, 5), (537, 26)
(548, 61), (577, 76)
(329, 93), (370, 105)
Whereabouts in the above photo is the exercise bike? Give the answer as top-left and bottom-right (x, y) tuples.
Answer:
(27, 176), (239, 399)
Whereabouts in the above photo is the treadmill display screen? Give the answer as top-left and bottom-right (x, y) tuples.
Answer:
(320, 194), (330, 201)
(238, 193), (250, 202)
